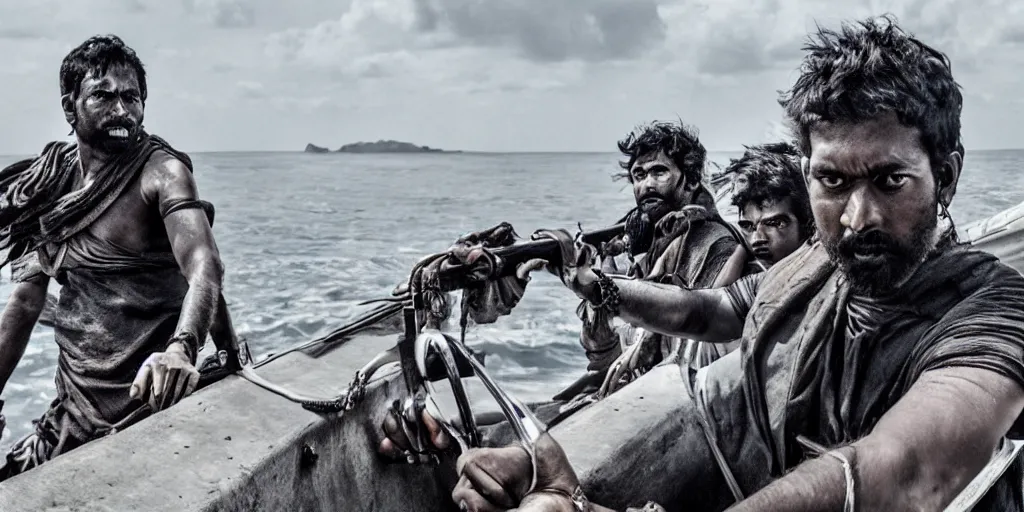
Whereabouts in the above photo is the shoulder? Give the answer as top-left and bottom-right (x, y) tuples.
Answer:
(140, 149), (198, 201)
(942, 244), (1024, 301)
(761, 239), (826, 282)
(903, 246), (1024, 396)
(692, 218), (741, 256)
(722, 271), (766, 319)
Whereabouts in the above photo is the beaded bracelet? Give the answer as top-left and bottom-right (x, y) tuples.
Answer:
(590, 268), (621, 315)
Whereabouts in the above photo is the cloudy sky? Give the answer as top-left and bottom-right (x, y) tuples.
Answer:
(0, 0), (1020, 154)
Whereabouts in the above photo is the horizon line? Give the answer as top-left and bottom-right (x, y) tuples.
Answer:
(151, 147), (1024, 155)
(2, 147), (1023, 157)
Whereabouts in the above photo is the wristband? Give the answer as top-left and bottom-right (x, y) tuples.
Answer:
(166, 332), (198, 363)
(826, 449), (856, 512)
(542, 485), (591, 512)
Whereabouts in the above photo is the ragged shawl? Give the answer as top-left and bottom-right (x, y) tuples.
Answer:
(0, 132), (192, 266)
(6, 133), (208, 451)
(732, 238), (1024, 510)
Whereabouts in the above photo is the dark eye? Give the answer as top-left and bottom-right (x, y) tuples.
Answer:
(738, 222), (753, 233)
(765, 218), (786, 228)
(92, 90), (114, 100)
(819, 174), (846, 189)
(879, 174), (909, 190)
(631, 169), (647, 181)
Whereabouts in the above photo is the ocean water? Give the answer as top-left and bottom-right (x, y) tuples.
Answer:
(0, 149), (1021, 448)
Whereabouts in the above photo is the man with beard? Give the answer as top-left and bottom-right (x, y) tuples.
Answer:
(0, 35), (223, 480)
(546, 120), (742, 409)
(382, 16), (1024, 512)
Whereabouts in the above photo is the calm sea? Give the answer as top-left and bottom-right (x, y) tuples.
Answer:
(0, 149), (1021, 448)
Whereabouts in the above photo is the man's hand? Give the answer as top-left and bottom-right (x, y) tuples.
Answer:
(599, 234), (629, 260)
(129, 343), (199, 412)
(378, 406), (452, 459)
(654, 205), (710, 239)
(453, 433), (582, 512)
(377, 403), (585, 511)
(516, 229), (603, 303)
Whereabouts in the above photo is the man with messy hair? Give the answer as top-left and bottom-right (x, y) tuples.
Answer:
(382, 15), (1024, 512)
(713, 141), (812, 277)
(0, 35), (223, 480)
(689, 141), (814, 366)
(730, 141), (812, 265)
(541, 119), (744, 410)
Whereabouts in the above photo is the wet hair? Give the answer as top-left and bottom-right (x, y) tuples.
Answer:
(778, 14), (964, 172)
(616, 120), (706, 186)
(60, 35), (147, 102)
(729, 142), (814, 238)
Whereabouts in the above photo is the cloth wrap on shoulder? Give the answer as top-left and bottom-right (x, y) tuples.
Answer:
(698, 236), (1024, 510)
(0, 133), (212, 478)
(0, 132), (194, 266)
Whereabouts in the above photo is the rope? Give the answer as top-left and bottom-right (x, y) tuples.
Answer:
(210, 300), (406, 414)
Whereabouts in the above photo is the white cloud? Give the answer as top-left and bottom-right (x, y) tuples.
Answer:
(0, 0), (1021, 153)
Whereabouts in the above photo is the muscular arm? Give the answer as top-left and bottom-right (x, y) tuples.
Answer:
(144, 157), (224, 359)
(0, 277), (49, 394)
(610, 277), (744, 343)
(728, 365), (1024, 511)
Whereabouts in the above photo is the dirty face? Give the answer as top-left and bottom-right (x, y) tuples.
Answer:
(625, 150), (690, 254)
(805, 112), (958, 296)
(739, 196), (804, 264)
(65, 63), (144, 154)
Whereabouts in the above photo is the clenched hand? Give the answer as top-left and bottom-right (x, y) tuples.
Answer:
(129, 344), (199, 412)
(453, 432), (583, 511)
(379, 405), (583, 511)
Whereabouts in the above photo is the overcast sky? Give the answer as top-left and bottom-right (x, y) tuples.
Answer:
(0, 0), (1020, 154)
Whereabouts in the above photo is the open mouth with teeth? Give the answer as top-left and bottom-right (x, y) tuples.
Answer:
(107, 127), (130, 139)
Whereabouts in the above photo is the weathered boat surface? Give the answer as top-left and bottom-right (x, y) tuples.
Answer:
(1, 201), (1022, 511)
(0, 330), (458, 512)
(961, 201), (1024, 272)
(0, 326), (710, 511)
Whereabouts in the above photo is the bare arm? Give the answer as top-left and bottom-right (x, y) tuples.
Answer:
(712, 245), (749, 288)
(145, 157), (224, 357)
(0, 277), (49, 394)
(610, 277), (744, 342)
(728, 365), (1024, 511)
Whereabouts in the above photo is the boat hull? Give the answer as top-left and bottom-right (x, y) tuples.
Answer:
(0, 333), (457, 512)
(0, 328), (735, 511)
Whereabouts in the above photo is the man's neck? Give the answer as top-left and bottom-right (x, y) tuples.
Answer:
(75, 139), (117, 180)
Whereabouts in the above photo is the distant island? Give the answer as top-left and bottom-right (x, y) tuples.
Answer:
(304, 140), (458, 154)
